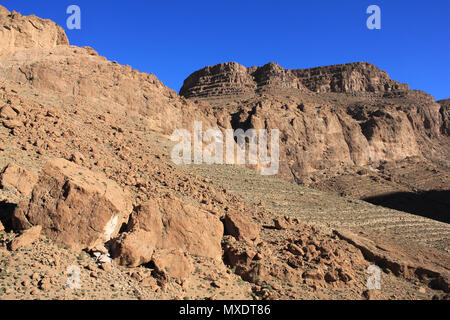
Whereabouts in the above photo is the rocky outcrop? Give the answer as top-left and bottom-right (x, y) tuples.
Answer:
(0, 5), (68, 54)
(335, 230), (450, 293)
(180, 62), (257, 98)
(109, 230), (157, 268)
(0, 163), (38, 196)
(180, 61), (409, 98)
(438, 99), (450, 135)
(291, 62), (409, 93)
(110, 197), (224, 266)
(12, 158), (133, 251)
(180, 62), (449, 185)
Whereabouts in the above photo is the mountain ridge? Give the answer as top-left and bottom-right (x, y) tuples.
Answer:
(180, 61), (410, 99)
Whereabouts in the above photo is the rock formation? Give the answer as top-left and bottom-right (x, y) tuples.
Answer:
(180, 62), (450, 195)
(438, 99), (450, 135)
(180, 61), (409, 98)
(0, 5), (68, 54)
(110, 197), (224, 267)
(0, 163), (37, 196)
(12, 158), (133, 251)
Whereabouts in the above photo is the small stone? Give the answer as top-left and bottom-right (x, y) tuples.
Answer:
(0, 105), (17, 119)
(273, 218), (288, 230)
(100, 263), (112, 272)
(86, 265), (96, 271)
(141, 277), (157, 288)
(39, 277), (51, 291)
(2, 119), (22, 129)
(9, 225), (42, 251)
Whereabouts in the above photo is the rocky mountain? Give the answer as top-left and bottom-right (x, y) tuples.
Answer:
(180, 62), (450, 205)
(180, 61), (409, 98)
(0, 5), (448, 301)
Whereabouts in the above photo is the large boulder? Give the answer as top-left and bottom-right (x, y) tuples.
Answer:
(12, 158), (133, 251)
(9, 225), (41, 251)
(152, 249), (193, 280)
(110, 197), (223, 266)
(222, 211), (260, 242)
(109, 230), (156, 268)
(0, 163), (38, 196)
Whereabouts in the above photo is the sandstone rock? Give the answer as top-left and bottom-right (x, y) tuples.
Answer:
(9, 225), (41, 251)
(180, 62), (257, 98)
(0, 220), (4, 231)
(287, 243), (304, 256)
(303, 268), (324, 281)
(12, 158), (133, 251)
(141, 277), (158, 288)
(2, 119), (22, 129)
(69, 152), (85, 165)
(0, 163), (38, 196)
(223, 211), (260, 242)
(118, 198), (223, 261)
(109, 229), (156, 267)
(100, 263), (112, 272)
(0, 6), (69, 54)
(335, 230), (450, 291)
(273, 217), (288, 230)
(0, 105), (17, 119)
(152, 249), (193, 280)
(39, 276), (52, 291)
(438, 99), (450, 135)
(180, 62), (409, 99)
(0, 5), (10, 16)
(324, 270), (339, 283)
(180, 61), (448, 195)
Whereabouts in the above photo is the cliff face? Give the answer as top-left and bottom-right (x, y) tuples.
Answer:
(0, 5), (68, 54)
(438, 99), (450, 135)
(291, 62), (410, 93)
(180, 62), (449, 191)
(180, 61), (409, 98)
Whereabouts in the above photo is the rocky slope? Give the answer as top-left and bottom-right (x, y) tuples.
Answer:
(0, 5), (449, 301)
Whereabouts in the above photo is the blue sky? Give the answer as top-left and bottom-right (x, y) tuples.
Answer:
(2, 0), (449, 100)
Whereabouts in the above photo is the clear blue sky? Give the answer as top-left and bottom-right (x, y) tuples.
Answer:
(2, 0), (449, 100)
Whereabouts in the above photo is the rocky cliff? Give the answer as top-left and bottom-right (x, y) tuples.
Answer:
(180, 61), (409, 98)
(438, 99), (450, 135)
(0, 5), (68, 54)
(180, 62), (450, 194)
